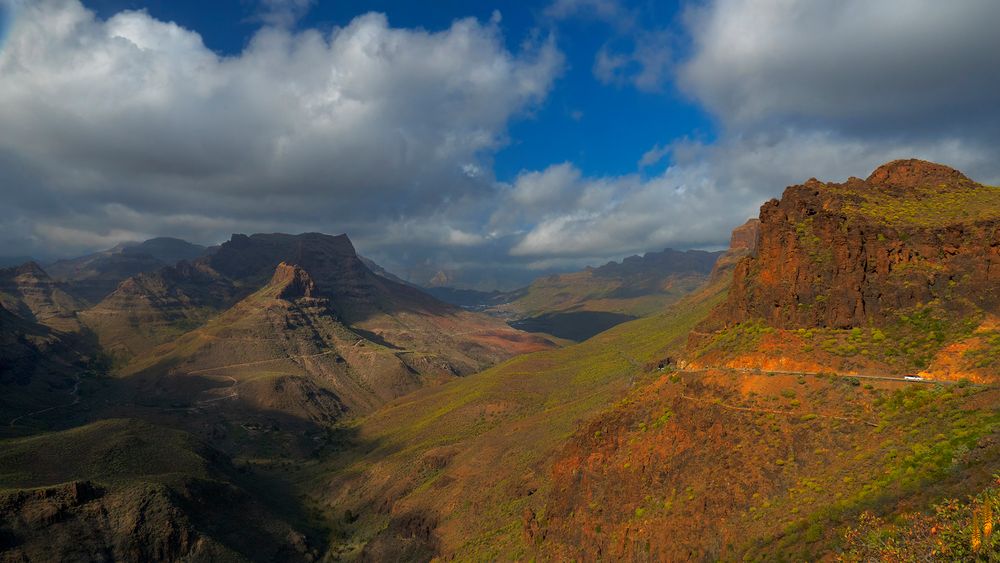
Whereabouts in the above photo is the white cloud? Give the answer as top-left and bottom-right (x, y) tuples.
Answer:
(500, 130), (999, 259)
(0, 0), (563, 257)
(638, 144), (669, 168)
(258, 0), (314, 28)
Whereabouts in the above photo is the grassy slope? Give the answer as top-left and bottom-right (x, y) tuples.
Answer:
(830, 181), (1000, 227)
(308, 279), (729, 559)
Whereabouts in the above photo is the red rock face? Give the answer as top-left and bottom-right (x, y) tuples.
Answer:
(708, 219), (761, 282)
(728, 218), (760, 253)
(715, 160), (1000, 330)
(866, 158), (973, 191)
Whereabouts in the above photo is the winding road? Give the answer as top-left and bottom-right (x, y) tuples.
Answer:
(681, 366), (957, 385)
(8, 373), (83, 428)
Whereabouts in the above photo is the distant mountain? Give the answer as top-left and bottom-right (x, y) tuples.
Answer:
(0, 262), (82, 332)
(490, 247), (723, 341)
(0, 256), (36, 268)
(423, 286), (523, 309)
(47, 237), (208, 304)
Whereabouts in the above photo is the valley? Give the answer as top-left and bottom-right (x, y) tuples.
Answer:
(0, 160), (997, 561)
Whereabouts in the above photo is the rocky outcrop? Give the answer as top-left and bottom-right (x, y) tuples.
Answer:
(708, 219), (760, 281)
(272, 262), (318, 300)
(712, 160), (1000, 330)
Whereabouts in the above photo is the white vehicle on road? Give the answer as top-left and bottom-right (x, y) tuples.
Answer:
(903, 375), (925, 381)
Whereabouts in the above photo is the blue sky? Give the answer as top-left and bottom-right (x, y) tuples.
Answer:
(1, 0), (999, 288)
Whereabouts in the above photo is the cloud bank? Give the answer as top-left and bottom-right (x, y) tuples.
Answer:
(0, 0), (560, 259)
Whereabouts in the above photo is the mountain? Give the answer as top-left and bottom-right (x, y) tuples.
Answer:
(47, 237), (208, 304)
(3, 161), (996, 561)
(494, 248), (723, 341)
(532, 160), (1000, 560)
(83, 233), (553, 417)
(690, 159), (1000, 382)
(0, 262), (82, 332)
(79, 260), (238, 363)
(0, 256), (36, 268)
(123, 263), (435, 420)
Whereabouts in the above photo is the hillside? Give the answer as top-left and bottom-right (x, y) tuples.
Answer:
(79, 260), (239, 362)
(0, 302), (96, 428)
(0, 418), (320, 561)
(691, 160), (1000, 382)
(0, 262), (82, 332)
(310, 276), (730, 560)
(539, 369), (998, 560)
(47, 237), (208, 304)
(299, 162), (999, 560)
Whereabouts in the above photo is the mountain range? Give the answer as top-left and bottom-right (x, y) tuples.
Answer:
(0, 159), (997, 561)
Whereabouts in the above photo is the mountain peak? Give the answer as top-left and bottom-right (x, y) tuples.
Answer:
(866, 159), (972, 190)
(271, 262), (317, 300)
(13, 261), (50, 278)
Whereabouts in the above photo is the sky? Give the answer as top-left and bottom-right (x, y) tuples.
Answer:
(1, 0), (999, 289)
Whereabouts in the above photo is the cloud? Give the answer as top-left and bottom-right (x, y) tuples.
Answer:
(258, 0), (314, 27)
(0, 0), (562, 257)
(638, 143), (669, 168)
(678, 0), (1000, 135)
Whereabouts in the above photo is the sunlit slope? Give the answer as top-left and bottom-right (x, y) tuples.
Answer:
(312, 277), (729, 559)
(539, 369), (999, 560)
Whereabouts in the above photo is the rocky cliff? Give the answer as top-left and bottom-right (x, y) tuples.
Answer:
(717, 160), (999, 329)
(692, 159), (1000, 377)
